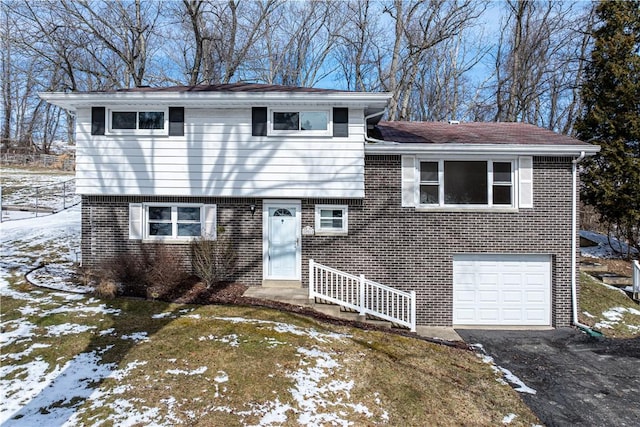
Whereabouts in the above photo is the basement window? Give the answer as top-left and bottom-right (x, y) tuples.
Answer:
(314, 205), (348, 235)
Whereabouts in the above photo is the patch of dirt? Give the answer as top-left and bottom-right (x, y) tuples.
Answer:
(597, 258), (633, 277)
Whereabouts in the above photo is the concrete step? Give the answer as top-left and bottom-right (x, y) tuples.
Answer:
(242, 287), (312, 306)
(243, 287), (402, 330)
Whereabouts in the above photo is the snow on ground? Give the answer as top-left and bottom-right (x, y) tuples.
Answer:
(471, 344), (537, 395)
(0, 202), (380, 426)
(1, 167), (80, 220)
(580, 230), (639, 259)
(593, 306), (640, 331)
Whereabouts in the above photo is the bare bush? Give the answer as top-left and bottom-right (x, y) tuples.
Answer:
(96, 245), (189, 298)
(191, 235), (237, 288)
(145, 244), (190, 298)
(94, 278), (118, 299)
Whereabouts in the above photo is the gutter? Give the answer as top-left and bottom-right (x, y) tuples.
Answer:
(363, 109), (391, 144)
(365, 143), (601, 156)
(571, 152), (602, 337)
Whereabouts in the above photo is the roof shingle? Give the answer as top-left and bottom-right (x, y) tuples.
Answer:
(112, 83), (343, 94)
(376, 121), (590, 146)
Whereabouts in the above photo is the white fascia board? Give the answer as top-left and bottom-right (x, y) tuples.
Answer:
(364, 142), (601, 157)
(39, 91), (392, 112)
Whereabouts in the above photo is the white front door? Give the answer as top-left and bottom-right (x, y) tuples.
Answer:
(263, 201), (301, 280)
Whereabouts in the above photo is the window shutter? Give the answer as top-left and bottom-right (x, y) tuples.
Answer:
(519, 156), (534, 208)
(333, 108), (349, 137)
(252, 107), (267, 136)
(168, 107), (184, 136)
(401, 156), (416, 207)
(203, 205), (217, 239)
(91, 107), (105, 135)
(129, 203), (143, 239)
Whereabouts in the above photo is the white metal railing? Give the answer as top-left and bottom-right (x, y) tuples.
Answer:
(308, 259), (416, 332)
(633, 260), (640, 300)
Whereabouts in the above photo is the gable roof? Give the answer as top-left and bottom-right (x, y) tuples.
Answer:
(368, 121), (599, 156)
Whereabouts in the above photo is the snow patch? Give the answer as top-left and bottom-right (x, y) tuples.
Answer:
(166, 366), (208, 376)
(474, 344), (537, 395)
(46, 323), (96, 336)
(503, 413), (517, 424)
(121, 332), (149, 342)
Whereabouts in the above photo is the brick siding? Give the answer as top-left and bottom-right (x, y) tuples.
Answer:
(81, 155), (578, 326)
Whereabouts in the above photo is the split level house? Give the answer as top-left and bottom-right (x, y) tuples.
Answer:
(41, 84), (599, 329)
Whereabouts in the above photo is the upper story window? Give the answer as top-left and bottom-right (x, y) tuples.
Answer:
(269, 109), (331, 136)
(108, 109), (167, 135)
(419, 160), (515, 208)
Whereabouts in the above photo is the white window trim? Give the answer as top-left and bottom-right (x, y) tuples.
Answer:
(107, 108), (169, 136)
(314, 204), (348, 235)
(416, 157), (518, 210)
(267, 108), (332, 136)
(141, 203), (215, 242)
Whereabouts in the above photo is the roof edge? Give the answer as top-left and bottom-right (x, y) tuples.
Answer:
(38, 90), (392, 111)
(364, 142), (601, 156)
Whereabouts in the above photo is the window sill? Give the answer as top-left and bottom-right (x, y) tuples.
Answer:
(141, 238), (197, 244)
(314, 230), (348, 236)
(414, 207), (519, 213)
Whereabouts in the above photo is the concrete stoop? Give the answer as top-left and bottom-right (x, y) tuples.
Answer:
(242, 286), (463, 341)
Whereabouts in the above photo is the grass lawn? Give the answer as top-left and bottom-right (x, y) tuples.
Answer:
(579, 272), (640, 338)
(0, 202), (540, 425)
(1, 287), (541, 426)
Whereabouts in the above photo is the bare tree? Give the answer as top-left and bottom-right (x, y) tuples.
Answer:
(1, 1), (13, 151)
(334, 0), (382, 91)
(59, 0), (162, 88)
(491, 0), (592, 131)
(381, 0), (484, 120)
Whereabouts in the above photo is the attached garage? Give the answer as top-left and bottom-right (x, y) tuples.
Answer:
(453, 254), (552, 326)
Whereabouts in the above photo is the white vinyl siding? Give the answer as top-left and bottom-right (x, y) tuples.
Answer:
(75, 107), (365, 198)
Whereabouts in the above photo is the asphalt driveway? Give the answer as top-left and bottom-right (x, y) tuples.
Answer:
(457, 328), (640, 426)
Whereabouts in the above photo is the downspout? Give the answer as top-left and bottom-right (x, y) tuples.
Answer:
(364, 109), (391, 144)
(571, 151), (601, 336)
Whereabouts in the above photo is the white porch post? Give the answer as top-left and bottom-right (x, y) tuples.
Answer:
(309, 259), (315, 301)
(410, 291), (416, 332)
(359, 274), (366, 316)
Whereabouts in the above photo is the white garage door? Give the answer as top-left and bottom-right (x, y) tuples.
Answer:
(453, 254), (551, 326)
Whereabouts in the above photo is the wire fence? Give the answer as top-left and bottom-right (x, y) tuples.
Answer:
(1, 153), (75, 171)
(0, 178), (81, 222)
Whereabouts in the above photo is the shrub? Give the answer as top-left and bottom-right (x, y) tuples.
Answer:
(94, 278), (119, 299)
(96, 245), (189, 299)
(191, 235), (237, 288)
(145, 244), (189, 298)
